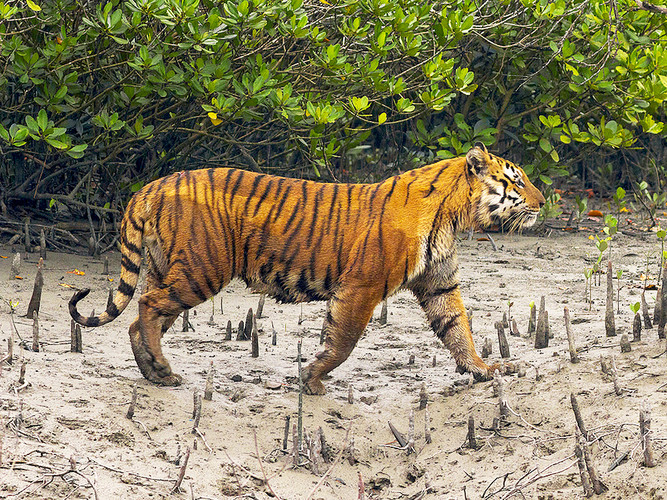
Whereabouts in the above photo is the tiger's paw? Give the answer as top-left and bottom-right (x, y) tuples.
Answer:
(301, 368), (326, 395)
(455, 362), (501, 382)
(147, 371), (183, 386)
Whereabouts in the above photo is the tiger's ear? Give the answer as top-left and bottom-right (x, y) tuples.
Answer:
(466, 143), (489, 178)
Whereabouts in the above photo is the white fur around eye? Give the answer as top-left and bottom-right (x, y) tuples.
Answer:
(503, 164), (525, 188)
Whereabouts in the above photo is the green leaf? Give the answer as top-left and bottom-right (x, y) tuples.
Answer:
(378, 112), (387, 125)
(46, 138), (68, 149)
(37, 109), (48, 131)
(539, 174), (553, 185)
(539, 137), (552, 152)
(25, 115), (39, 133)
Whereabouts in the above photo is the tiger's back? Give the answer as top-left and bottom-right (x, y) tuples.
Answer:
(70, 144), (544, 393)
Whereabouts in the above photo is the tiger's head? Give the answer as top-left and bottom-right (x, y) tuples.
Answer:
(466, 143), (545, 230)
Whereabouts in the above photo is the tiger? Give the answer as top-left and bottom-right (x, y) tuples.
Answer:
(69, 143), (545, 394)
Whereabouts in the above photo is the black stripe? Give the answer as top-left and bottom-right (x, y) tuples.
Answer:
(306, 185), (322, 247)
(252, 178), (274, 218)
(431, 284), (459, 296)
(118, 279), (134, 296)
(168, 288), (189, 310)
(274, 184), (293, 222)
(121, 255), (141, 275)
(230, 170), (245, 198)
(283, 199), (302, 232)
(127, 215), (142, 233)
(404, 177), (419, 206)
(123, 239), (142, 256)
(432, 313), (461, 337)
(244, 174), (264, 215)
(107, 302), (120, 318)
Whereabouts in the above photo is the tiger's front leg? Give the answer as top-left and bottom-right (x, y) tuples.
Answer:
(302, 284), (381, 395)
(411, 267), (499, 380)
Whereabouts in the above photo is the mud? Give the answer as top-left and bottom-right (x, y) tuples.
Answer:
(1, 227), (666, 499)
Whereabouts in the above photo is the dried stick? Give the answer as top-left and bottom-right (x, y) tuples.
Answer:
(297, 340), (303, 455)
(535, 296), (548, 348)
(578, 429), (607, 494)
(528, 302), (536, 335)
(254, 429), (282, 499)
(640, 403), (656, 467)
(388, 421), (408, 448)
(31, 314), (39, 352)
(641, 290), (653, 329)
(26, 258), (44, 319)
(605, 261), (616, 336)
(256, 294), (266, 319)
(659, 261), (667, 339)
(633, 311), (642, 341)
(564, 307), (579, 363)
(620, 334), (631, 353)
(39, 228), (46, 260)
(310, 427), (323, 475)
(126, 383), (138, 419)
(204, 361), (214, 401)
(466, 415), (477, 450)
(10, 252), (20, 279)
(379, 299), (388, 325)
(419, 382), (428, 410)
(291, 423), (299, 466)
(170, 447), (190, 494)
(251, 313), (259, 358)
(485, 232), (497, 251)
(102, 255), (109, 275)
(407, 409), (415, 454)
(424, 405), (432, 444)
(245, 308), (254, 340)
(496, 321), (510, 358)
(348, 385), (354, 404)
(570, 393), (588, 440)
(24, 219), (31, 253)
(305, 425), (352, 500)
(282, 416), (291, 450)
(494, 370), (509, 422)
(575, 444), (590, 496)
(191, 390), (202, 433)
(182, 310), (193, 332)
(482, 337), (493, 358)
(70, 324), (82, 353)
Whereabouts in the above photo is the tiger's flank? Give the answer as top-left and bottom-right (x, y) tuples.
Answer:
(69, 143), (544, 394)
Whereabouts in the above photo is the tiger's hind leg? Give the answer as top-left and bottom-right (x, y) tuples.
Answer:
(127, 271), (183, 385)
(302, 283), (382, 395)
(132, 265), (219, 386)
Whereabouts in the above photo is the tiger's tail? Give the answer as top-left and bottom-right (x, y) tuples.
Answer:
(69, 199), (144, 327)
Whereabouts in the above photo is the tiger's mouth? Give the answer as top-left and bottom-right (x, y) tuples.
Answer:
(499, 208), (540, 232)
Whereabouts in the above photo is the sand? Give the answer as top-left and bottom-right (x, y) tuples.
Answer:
(1, 228), (666, 499)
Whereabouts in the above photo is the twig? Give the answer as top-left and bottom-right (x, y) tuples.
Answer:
(306, 425), (351, 500)
(254, 429), (282, 499)
(170, 447), (190, 494)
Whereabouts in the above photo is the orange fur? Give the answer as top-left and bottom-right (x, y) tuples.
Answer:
(70, 144), (544, 392)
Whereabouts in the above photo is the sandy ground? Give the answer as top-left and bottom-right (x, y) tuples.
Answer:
(1, 226), (667, 499)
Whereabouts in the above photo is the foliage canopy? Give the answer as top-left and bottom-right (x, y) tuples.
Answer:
(0, 0), (665, 219)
